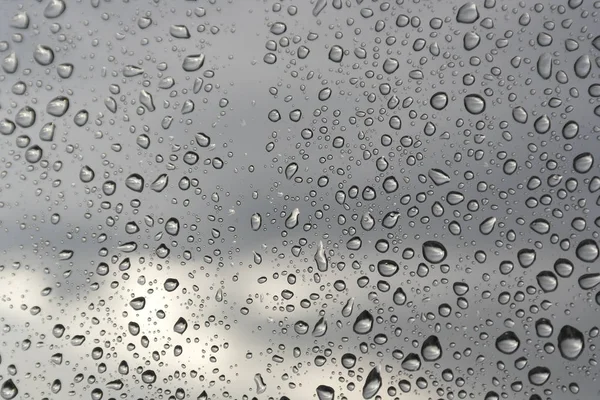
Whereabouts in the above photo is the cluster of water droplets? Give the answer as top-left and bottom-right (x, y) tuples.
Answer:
(0, 0), (599, 399)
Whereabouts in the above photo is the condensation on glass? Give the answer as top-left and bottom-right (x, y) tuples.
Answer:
(0, 0), (599, 399)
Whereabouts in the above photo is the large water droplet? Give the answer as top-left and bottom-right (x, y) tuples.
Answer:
(182, 54), (205, 71)
(125, 174), (145, 192)
(421, 335), (442, 361)
(576, 239), (599, 262)
(377, 260), (399, 277)
(464, 94), (486, 114)
(316, 385), (335, 400)
(328, 45), (344, 62)
(383, 58), (399, 74)
(528, 366), (551, 386)
(457, 2), (479, 23)
(25, 145), (43, 163)
(0, 380), (18, 400)
(422, 241), (447, 264)
(557, 325), (584, 360)
(362, 367), (382, 399)
(496, 331), (520, 354)
(430, 92), (448, 110)
(44, 0), (66, 18)
(34, 45), (54, 65)
(353, 310), (374, 334)
(46, 96), (70, 117)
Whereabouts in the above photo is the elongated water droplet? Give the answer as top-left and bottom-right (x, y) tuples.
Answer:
(170, 24), (190, 38)
(254, 374), (267, 394)
(315, 241), (328, 272)
(362, 366), (382, 399)
(353, 310), (374, 334)
(182, 54), (205, 71)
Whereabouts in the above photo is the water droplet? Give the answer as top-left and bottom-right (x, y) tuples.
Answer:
(74, 109), (88, 126)
(328, 45), (344, 62)
(129, 297), (146, 310)
(536, 271), (558, 292)
(125, 174), (144, 192)
(268, 23), (287, 37)
(430, 92), (448, 110)
(315, 241), (328, 272)
(33, 45), (54, 65)
(574, 54), (591, 78)
(573, 152), (593, 174)
(557, 325), (584, 360)
(578, 273), (600, 290)
(341, 353), (356, 369)
(141, 370), (156, 384)
(457, 2), (479, 23)
(576, 239), (599, 263)
(182, 54), (205, 71)
(139, 90), (155, 111)
(496, 331), (520, 354)
(79, 166), (95, 183)
(312, 317), (327, 337)
(123, 65), (144, 77)
(383, 58), (399, 74)
(377, 260), (399, 277)
(25, 145), (43, 163)
(512, 106), (528, 123)
(170, 25), (191, 38)
(11, 12), (29, 29)
(39, 122), (55, 141)
(517, 248), (536, 268)
(15, 106), (36, 128)
(464, 94), (486, 114)
(401, 353), (421, 371)
(173, 317), (188, 334)
(463, 32), (481, 50)
(530, 218), (550, 235)
(316, 385), (335, 400)
(534, 115), (551, 134)
(537, 53), (552, 79)
(428, 168), (451, 185)
(312, 0), (327, 17)
(362, 366), (382, 399)
(422, 241), (447, 263)
(44, 0), (66, 18)
(393, 287), (407, 305)
(528, 366), (551, 386)
(2, 52), (18, 73)
(46, 96), (70, 117)
(254, 373), (267, 394)
(353, 310), (374, 334)
(0, 380), (18, 400)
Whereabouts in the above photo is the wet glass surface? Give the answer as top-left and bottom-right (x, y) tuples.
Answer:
(0, 0), (599, 399)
